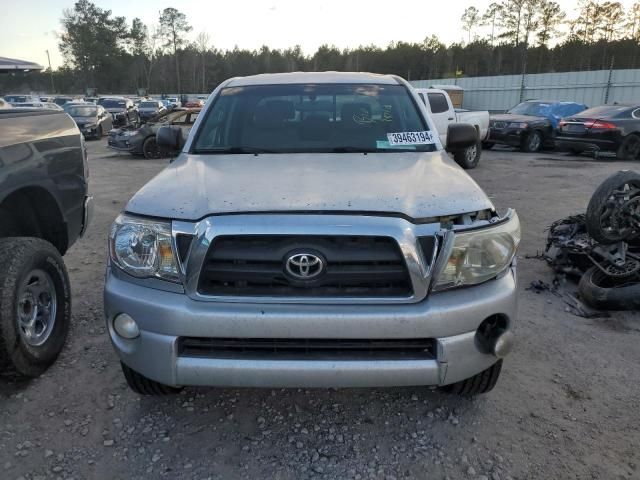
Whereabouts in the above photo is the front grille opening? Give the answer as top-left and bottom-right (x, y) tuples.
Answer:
(197, 235), (418, 298)
(178, 337), (436, 360)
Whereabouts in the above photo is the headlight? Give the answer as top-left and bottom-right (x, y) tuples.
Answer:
(109, 214), (179, 282)
(433, 211), (521, 291)
(508, 122), (528, 129)
(122, 129), (140, 136)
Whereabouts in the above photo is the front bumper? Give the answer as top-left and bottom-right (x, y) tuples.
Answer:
(108, 136), (141, 153)
(104, 266), (517, 388)
(487, 128), (525, 147)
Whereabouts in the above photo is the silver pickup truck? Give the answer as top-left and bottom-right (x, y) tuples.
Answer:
(104, 72), (520, 396)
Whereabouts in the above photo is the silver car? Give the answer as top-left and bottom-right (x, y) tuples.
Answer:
(104, 72), (520, 395)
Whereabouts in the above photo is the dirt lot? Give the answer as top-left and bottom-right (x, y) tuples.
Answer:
(1, 141), (639, 480)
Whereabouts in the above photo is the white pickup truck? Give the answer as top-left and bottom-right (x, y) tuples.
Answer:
(414, 88), (489, 169)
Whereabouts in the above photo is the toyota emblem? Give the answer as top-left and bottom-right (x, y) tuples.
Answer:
(285, 252), (325, 280)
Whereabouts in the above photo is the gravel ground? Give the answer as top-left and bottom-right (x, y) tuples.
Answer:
(1, 141), (639, 480)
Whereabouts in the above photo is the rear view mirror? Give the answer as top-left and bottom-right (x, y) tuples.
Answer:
(446, 123), (477, 152)
(157, 125), (185, 151)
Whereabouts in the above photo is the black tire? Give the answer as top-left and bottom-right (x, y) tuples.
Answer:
(616, 134), (640, 161)
(585, 170), (640, 243)
(578, 266), (640, 310)
(453, 139), (481, 170)
(121, 362), (182, 395)
(481, 141), (494, 150)
(442, 359), (503, 396)
(522, 130), (543, 152)
(0, 238), (71, 377)
(142, 136), (165, 159)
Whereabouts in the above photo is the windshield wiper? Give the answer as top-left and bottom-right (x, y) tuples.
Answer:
(193, 147), (278, 154)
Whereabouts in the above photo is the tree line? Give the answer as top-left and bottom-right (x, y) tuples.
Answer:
(2, 0), (640, 95)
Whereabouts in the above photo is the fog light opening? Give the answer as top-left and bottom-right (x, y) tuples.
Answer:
(475, 315), (513, 358)
(113, 313), (140, 339)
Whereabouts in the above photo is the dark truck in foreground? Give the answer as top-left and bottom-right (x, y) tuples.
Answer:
(0, 109), (92, 376)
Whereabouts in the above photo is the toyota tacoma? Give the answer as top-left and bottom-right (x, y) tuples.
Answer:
(104, 72), (520, 396)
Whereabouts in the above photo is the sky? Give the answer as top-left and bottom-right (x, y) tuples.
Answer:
(2, 0), (637, 70)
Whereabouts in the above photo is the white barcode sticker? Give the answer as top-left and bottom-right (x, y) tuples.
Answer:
(387, 131), (435, 145)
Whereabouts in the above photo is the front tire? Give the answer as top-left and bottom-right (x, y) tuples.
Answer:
(522, 130), (542, 152)
(121, 362), (182, 395)
(142, 136), (165, 159)
(453, 139), (481, 170)
(0, 238), (71, 377)
(442, 360), (503, 396)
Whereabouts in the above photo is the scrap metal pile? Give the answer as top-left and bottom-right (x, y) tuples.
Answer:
(544, 170), (640, 311)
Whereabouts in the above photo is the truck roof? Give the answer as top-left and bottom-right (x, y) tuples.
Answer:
(226, 71), (401, 87)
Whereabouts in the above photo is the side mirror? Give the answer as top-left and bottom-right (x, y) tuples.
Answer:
(157, 125), (185, 151)
(445, 123), (478, 152)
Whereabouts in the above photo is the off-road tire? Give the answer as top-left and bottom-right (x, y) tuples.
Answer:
(578, 266), (640, 311)
(121, 362), (182, 395)
(616, 134), (640, 161)
(453, 139), (481, 170)
(522, 130), (542, 152)
(481, 141), (494, 150)
(0, 238), (71, 377)
(443, 359), (503, 396)
(585, 170), (640, 243)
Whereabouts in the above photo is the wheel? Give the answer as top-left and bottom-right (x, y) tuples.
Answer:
(522, 131), (542, 152)
(453, 139), (481, 170)
(616, 134), (640, 161)
(142, 136), (165, 159)
(121, 362), (182, 395)
(585, 170), (640, 243)
(0, 238), (71, 377)
(481, 141), (494, 150)
(578, 266), (640, 310)
(442, 360), (503, 396)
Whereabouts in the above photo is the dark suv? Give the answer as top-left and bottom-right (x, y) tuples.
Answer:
(0, 109), (91, 377)
(98, 97), (139, 127)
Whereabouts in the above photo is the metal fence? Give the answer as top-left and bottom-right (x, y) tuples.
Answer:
(410, 69), (640, 112)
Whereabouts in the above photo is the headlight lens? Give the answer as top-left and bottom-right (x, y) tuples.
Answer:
(109, 214), (179, 282)
(508, 122), (528, 129)
(433, 212), (521, 291)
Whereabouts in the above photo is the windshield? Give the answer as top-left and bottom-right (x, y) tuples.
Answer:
(140, 101), (159, 108)
(101, 99), (126, 108)
(508, 101), (553, 117)
(574, 105), (635, 119)
(65, 105), (97, 117)
(193, 83), (434, 154)
(6, 95), (28, 102)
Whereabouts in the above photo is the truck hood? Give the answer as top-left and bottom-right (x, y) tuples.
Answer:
(125, 151), (494, 221)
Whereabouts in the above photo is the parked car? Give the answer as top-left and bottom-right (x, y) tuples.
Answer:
(12, 102), (63, 111)
(137, 100), (166, 122)
(40, 96), (55, 103)
(414, 87), (489, 169)
(485, 100), (587, 152)
(165, 97), (181, 109)
(4, 94), (41, 104)
(104, 72), (520, 396)
(64, 102), (113, 139)
(0, 108), (92, 377)
(108, 108), (200, 158)
(84, 96), (99, 104)
(98, 97), (139, 127)
(555, 104), (640, 160)
(184, 98), (205, 108)
(53, 96), (75, 107)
